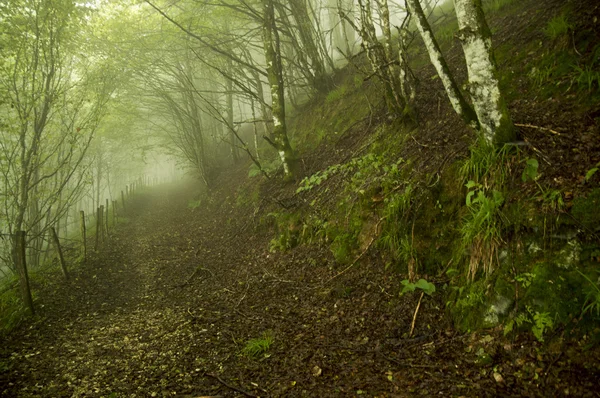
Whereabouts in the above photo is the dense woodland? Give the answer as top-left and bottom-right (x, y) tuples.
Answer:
(1, 0), (599, 396)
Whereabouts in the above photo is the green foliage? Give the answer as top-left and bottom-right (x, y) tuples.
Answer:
(331, 233), (355, 264)
(248, 157), (280, 178)
(236, 185), (259, 208)
(571, 189), (600, 229)
(459, 140), (513, 188)
(483, 0), (518, 13)
(521, 158), (539, 182)
(325, 84), (349, 104)
(266, 212), (302, 252)
(578, 270), (600, 318)
(243, 331), (274, 358)
(504, 306), (554, 342)
(0, 283), (27, 334)
(461, 181), (505, 279)
(187, 199), (202, 209)
(401, 279), (436, 295)
(544, 14), (572, 40)
(378, 184), (417, 270)
(572, 64), (600, 92)
(585, 163), (600, 182)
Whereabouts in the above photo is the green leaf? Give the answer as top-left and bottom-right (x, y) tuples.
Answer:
(415, 279), (436, 295)
(522, 158), (539, 182)
(466, 190), (476, 206)
(585, 167), (598, 182)
(465, 180), (478, 189)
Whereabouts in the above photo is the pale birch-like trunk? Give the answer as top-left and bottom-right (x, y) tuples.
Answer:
(262, 0), (297, 180)
(376, 0), (405, 114)
(406, 0), (478, 127)
(453, 0), (514, 144)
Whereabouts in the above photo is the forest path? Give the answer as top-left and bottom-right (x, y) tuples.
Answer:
(0, 183), (233, 396)
(2, 181), (599, 397)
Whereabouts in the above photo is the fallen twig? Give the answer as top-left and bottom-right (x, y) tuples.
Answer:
(515, 123), (561, 136)
(206, 373), (259, 397)
(409, 292), (424, 338)
(381, 353), (443, 369)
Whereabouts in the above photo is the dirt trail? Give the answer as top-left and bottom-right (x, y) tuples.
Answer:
(1, 181), (599, 397)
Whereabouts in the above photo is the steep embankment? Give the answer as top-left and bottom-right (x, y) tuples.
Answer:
(1, 175), (598, 397)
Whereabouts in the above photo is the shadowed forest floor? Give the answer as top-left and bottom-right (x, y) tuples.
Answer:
(1, 177), (599, 397)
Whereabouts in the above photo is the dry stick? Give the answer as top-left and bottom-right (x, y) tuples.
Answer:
(80, 210), (87, 261)
(50, 227), (69, 280)
(409, 291), (425, 337)
(515, 123), (561, 136)
(15, 230), (34, 315)
(205, 373), (258, 398)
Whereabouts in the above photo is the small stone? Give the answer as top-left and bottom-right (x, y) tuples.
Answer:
(493, 372), (504, 383)
(312, 365), (322, 377)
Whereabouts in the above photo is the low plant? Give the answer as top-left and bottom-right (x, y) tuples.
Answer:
(460, 181), (505, 279)
(572, 64), (600, 92)
(459, 139), (513, 188)
(504, 306), (555, 342)
(325, 84), (349, 104)
(578, 270), (600, 318)
(187, 199), (202, 209)
(243, 331), (274, 358)
(544, 14), (571, 40)
(401, 278), (436, 295)
(585, 162), (600, 183)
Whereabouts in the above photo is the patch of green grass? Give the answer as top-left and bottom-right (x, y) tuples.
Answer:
(572, 63), (600, 92)
(0, 282), (27, 334)
(459, 138), (515, 187)
(243, 331), (274, 358)
(483, 0), (518, 13)
(325, 84), (349, 104)
(544, 14), (572, 40)
(187, 199), (202, 209)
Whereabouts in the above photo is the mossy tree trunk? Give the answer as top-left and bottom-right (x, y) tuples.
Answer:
(262, 0), (297, 180)
(453, 0), (515, 144)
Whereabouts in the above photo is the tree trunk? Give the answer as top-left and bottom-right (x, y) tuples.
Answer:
(406, 0), (478, 127)
(14, 231), (34, 315)
(262, 0), (297, 180)
(226, 67), (240, 163)
(453, 0), (514, 144)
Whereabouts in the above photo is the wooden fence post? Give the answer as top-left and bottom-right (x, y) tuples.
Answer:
(15, 231), (34, 315)
(50, 227), (69, 280)
(105, 199), (110, 238)
(95, 206), (101, 250)
(126, 185), (129, 197)
(80, 210), (87, 261)
(121, 190), (126, 211)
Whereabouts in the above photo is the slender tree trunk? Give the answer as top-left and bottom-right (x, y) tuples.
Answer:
(406, 0), (478, 127)
(262, 0), (297, 180)
(453, 0), (514, 144)
(377, 0), (406, 114)
(226, 66), (240, 163)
